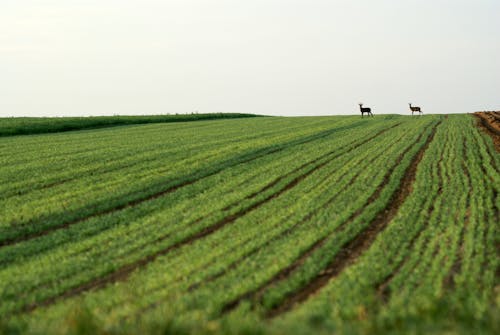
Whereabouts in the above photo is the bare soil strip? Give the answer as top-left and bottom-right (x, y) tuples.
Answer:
(262, 120), (441, 318)
(474, 112), (500, 151)
(1, 123), (366, 248)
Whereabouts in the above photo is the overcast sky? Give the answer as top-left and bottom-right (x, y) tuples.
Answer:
(1, 0), (499, 117)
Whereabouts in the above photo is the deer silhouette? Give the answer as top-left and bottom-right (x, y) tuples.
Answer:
(358, 103), (373, 118)
(409, 103), (422, 115)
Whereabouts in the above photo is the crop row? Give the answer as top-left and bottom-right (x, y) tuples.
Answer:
(0, 116), (406, 317)
(2, 116), (439, 332)
(273, 115), (499, 334)
(0, 113), (260, 137)
(2, 114), (495, 335)
(0, 116), (369, 242)
(0, 117), (396, 264)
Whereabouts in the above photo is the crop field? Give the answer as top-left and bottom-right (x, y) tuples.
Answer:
(0, 113), (258, 137)
(0, 114), (498, 335)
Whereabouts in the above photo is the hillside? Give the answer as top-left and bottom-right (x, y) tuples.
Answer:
(0, 114), (498, 334)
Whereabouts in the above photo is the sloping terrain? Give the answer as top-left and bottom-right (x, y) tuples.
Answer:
(0, 114), (497, 334)
(475, 111), (500, 151)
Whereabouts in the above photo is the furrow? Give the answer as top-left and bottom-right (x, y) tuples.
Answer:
(221, 121), (437, 314)
(474, 113), (500, 151)
(377, 126), (447, 302)
(264, 120), (441, 318)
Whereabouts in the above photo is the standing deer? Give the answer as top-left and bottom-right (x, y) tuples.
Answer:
(409, 103), (422, 115)
(358, 103), (373, 118)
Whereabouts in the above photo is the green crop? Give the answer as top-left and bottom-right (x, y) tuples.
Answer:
(0, 114), (497, 335)
(0, 113), (261, 137)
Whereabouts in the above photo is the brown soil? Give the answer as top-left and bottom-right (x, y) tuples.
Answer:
(474, 112), (500, 152)
(264, 120), (442, 318)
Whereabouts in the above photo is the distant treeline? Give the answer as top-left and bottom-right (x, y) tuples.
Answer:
(0, 113), (262, 137)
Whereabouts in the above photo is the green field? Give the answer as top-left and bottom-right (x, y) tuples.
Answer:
(0, 113), (259, 137)
(0, 114), (498, 334)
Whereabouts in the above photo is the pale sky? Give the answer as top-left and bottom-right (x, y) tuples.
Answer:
(1, 0), (499, 117)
